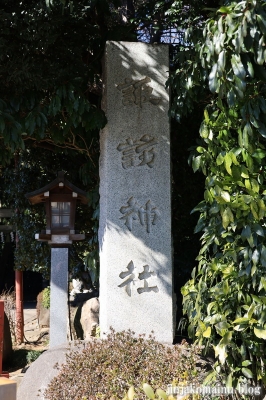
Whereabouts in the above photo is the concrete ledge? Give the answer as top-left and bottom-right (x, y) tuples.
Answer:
(0, 377), (16, 400)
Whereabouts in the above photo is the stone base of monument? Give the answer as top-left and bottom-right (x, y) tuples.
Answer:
(16, 341), (91, 400)
(0, 377), (16, 400)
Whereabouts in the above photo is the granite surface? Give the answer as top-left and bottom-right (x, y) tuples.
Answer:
(99, 41), (173, 343)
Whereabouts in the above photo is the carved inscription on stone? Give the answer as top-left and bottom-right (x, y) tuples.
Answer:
(120, 197), (160, 233)
(118, 260), (135, 297)
(117, 135), (158, 169)
(137, 265), (159, 294)
(118, 261), (159, 297)
(117, 77), (161, 107)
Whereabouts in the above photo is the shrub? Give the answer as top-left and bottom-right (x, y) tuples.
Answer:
(26, 350), (43, 364)
(44, 329), (208, 400)
(42, 286), (50, 309)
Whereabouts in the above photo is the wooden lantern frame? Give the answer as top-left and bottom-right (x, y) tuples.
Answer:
(25, 171), (88, 245)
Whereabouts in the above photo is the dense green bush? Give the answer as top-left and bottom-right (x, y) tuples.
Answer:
(44, 330), (207, 400)
(178, 0), (266, 390)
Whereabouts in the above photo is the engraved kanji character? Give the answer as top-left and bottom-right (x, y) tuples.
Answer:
(135, 134), (158, 168)
(138, 200), (160, 233)
(120, 197), (160, 233)
(120, 197), (141, 231)
(117, 138), (138, 168)
(118, 260), (136, 296)
(117, 135), (158, 169)
(117, 77), (161, 107)
(137, 265), (159, 294)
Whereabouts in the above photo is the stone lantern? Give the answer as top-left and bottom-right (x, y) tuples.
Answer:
(25, 171), (88, 246)
(25, 171), (88, 347)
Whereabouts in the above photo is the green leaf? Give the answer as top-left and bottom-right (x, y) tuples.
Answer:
(222, 208), (233, 229)
(203, 326), (212, 338)
(155, 389), (168, 400)
(242, 368), (253, 379)
(127, 386), (135, 400)
(261, 246), (266, 267)
(220, 330), (233, 345)
(258, 122), (266, 138)
(218, 6), (231, 13)
(209, 63), (218, 93)
(143, 384), (155, 399)
(247, 61), (254, 78)
(192, 156), (201, 172)
(216, 153), (224, 166)
(253, 223), (264, 236)
(257, 15), (266, 35)
(231, 54), (246, 80)
(251, 179), (259, 193)
(233, 317), (250, 324)
(226, 373), (233, 388)
(243, 122), (253, 136)
(242, 360), (252, 367)
(254, 326), (266, 340)
(251, 201), (259, 220)
(215, 321), (230, 337)
(217, 50), (226, 72)
(221, 191), (230, 202)
(251, 249), (259, 265)
(214, 344), (227, 364)
(224, 153), (232, 175)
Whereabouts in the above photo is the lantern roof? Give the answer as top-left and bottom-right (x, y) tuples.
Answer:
(25, 171), (88, 205)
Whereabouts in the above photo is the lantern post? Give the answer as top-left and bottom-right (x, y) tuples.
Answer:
(26, 172), (88, 347)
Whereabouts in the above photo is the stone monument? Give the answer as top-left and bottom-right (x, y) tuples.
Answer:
(99, 41), (174, 343)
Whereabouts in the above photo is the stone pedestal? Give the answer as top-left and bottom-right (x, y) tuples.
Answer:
(0, 377), (16, 400)
(49, 248), (69, 348)
(99, 41), (173, 343)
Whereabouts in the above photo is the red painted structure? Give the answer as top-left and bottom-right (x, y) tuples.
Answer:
(0, 301), (9, 378)
(15, 271), (24, 344)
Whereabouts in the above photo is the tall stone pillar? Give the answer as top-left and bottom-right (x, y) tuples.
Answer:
(99, 41), (173, 343)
